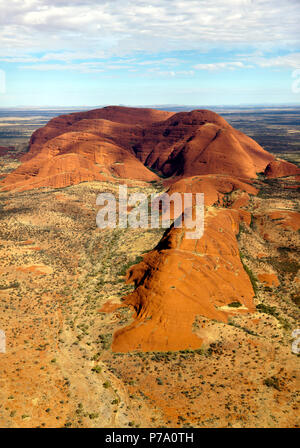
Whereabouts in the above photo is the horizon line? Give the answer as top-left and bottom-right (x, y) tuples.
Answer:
(1, 103), (300, 110)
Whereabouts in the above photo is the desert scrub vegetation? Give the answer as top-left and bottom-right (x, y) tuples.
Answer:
(236, 213), (256, 240)
(118, 255), (144, 276)
(256, 303), (279, 317)
(291, 293), (300, 307)
(263, 376), (281, 391)
(239, 253), (258, 296)
(256, 178), (286, 200)
(99, 333), (112, 350)
(256, 303), (291, 330)
(228, 318), (258, 336)
(265, 256), (299, 278)
(0, 280), (20, 290)
(228, 301), (242, 308)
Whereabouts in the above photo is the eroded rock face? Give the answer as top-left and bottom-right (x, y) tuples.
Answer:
(135, 110), (274, 180)
(112, 207), (255, 352)
(112, 174), (258, 352)
(1, 132), (158, 191)
(165, 175), (257, 207)
(264, 159), (300, 178)
(22, 106), (175, 162)
(1, 106), (276, 192)
(1, 107), (173, 191)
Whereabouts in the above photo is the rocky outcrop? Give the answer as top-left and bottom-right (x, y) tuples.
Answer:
(135, 110), (274, 180)
(264, 159), (300, 178)
(112, 174), (257, 352)
(113, 207), (255, 352)
(1, 106), (275, 192)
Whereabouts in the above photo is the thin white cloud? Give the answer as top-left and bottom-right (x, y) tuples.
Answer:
(194, 61), (248, 71)
(193, 53), (300, 72)
(137, 58), (182, 66)
(144, 68), (195, 77)
(19, 63), (105, 73)
(254, 52), (300, 69)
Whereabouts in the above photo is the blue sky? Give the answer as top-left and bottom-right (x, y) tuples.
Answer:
(0, 0), (299, 107)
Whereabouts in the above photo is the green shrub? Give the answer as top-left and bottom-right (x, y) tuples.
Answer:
(118, 256), (144, 276)
(256, 303), (279, 317)
(240, 258), (258, 296)
(99, 333), (112, 350)
(263, 376), (281, 391)
(228, 301), (242, 308)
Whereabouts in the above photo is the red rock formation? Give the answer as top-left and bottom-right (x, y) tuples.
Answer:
(1, 132), (158, 191)
(264, 159), (300, 178)
(21, 107), (174, 163)
(133, 110), (274, 180)
(1, 106), (275, 192)
(112, 207), (255, 352)
(0, 106), (274, 353)
(165, 174), (257, 207)
(111, 175), (257, 352)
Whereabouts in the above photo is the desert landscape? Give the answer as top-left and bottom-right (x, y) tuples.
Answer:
(0, 105), (299, 428)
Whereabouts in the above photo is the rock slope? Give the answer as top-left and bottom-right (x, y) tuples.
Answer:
(3, 106), (297, 192)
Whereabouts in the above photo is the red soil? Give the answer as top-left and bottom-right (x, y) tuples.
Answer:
(257, 273), (280, 287)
